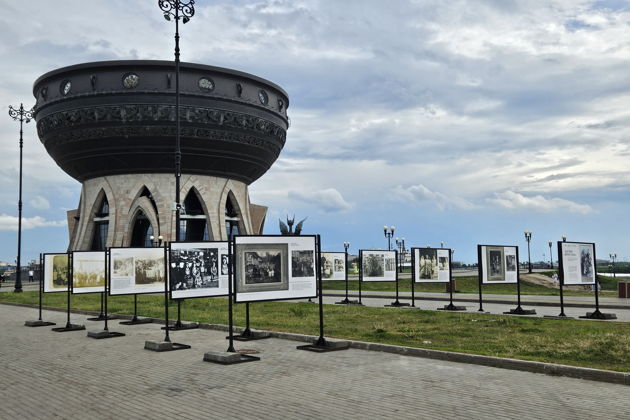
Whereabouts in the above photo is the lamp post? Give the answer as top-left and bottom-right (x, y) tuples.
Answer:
(158, 0), (195, 242)
(395, 237), (405, 273)
(383, 225), (395, 250)
(609, 253), (617, 278)
(8, 103), (33, 293)
(150, 235), (164, 247)
(562, 236), (567, 242)
(524, 231), (532, 273)
(548, 241), (553, 269)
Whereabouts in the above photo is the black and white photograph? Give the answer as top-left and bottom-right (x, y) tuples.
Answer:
(321, 252), (345, 280)
(414, 248), (450, 283)
(438, 256), (448, 271)
(334, 258), (344, 273)
(292, 250), (315, 278)
(234, 236), (317, 302)
(72, 251), (105, 294)
(43, 253), (69, 293)
(580, 244), (594, 283)
(487, 247), (505, 281)
(505, 254), (517, 272)
(170, 248), (219, 291)
(364, 253), (384, 277)
(419, 249), (438, 280)
(113, 257), (133, 277)
(221, 254), (229, 275)
(135, 255), (165, 285)
(169, 242), (230, 299)
(385, 257), (396, 272)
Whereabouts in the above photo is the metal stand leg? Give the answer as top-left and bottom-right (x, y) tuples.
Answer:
(580, 282), (616, 320)
(120, 294), (153, 325)
(229, 302), (271, 341)
(161, 299), (199, 331)
(25, 255), (55, 327)
(52, 267), (85, 332)
(505, 276), (536, 315)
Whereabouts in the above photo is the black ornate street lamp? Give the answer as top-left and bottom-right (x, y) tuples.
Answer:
(158, 0), (195, 241)
(8, 103), (33, 293)
(548, 241), (553, 269)
(524, 231), (532, 273)
(150, 235), (164, 248)
(395, 237), (405, 273)
(609, 253), (617, 278)
(383, 225), (395, 250)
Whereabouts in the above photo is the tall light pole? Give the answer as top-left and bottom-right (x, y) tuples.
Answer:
(383, 225), (395, 250)
(158, 0), (195, 241)
(548, 241), (553, 269)
(524, 231), (532, 273)
(609, 253), (617, 278)
(8, 103), (33, 293)
(395, 237), (405, 273)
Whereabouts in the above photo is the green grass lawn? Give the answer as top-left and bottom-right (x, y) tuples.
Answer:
(323, 276), (618, 297)
(2, 291), (630, 372)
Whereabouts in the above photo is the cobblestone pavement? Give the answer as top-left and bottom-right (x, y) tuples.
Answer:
(1, 304), (629, 420)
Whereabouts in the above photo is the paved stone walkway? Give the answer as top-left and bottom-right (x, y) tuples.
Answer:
(1, 304), (629, 419)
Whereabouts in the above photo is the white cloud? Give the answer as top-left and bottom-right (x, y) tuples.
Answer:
(287, 188), (352, 213)
(395, 184), (477, 211)
(0, 214), (66, 231)
(487, 191), (593, 214)
(29, 195), (50, 210)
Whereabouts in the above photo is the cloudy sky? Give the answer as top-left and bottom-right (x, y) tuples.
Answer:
(1, 0), (630, 264)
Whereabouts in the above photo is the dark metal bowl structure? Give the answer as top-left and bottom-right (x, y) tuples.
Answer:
(32, 60), (289, 184)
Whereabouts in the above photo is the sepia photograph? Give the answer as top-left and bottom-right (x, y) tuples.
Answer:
(221, 254), (229, 275)
(72, 252), (105, 292)
(135, 255), (165, 285)
(385, 257), (396, 272)
(52, 254), (69, 287)
(236, 242), (289, 293)
(292, 250), (315, 278)
(363, 253), (385, 277)
(334, 258), (345, 273)
(170, 247), (219, 291)
(113, 256), (133, 277)
(438, 256), (448, 271)
(321, 253), (335, 279)
(487, 247), (505, 281)
(419, 249), (438, 280)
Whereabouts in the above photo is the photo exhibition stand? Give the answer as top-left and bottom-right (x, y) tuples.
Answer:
(119, 294), (153, 325)
(503, 247), (536, 316)
(145, 246), (191, 352)
(385, 251), (410, 307)
(52, 254), (85, 332)
(297, 235), (350, 352)
(204, 240), (259, 364)
(229, 302), (271, 341)
(437, 249), (466, 311)
(24, 253), (56, 327)
(335, 250), (359, 305)
(577, 244), (616, 320)
(161, 299), (199, 331)
(86, 293), (117, 321)
(87, 251), (125, 339)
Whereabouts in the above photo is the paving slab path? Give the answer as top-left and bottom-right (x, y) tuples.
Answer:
(1, 304), (629, 419)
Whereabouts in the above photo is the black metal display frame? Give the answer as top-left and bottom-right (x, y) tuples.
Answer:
(411, 247), (467, 312)
(70, 250), (115, 322)
(477, 244), (535, 315)
(326, 250), (358, 305)
(556, 241), (616, 320)
(88, 250), (125, 339)
(359, 249), (407, 308)
(51, 253), (86, 332)
(232, 234), (318, 304)
(24, 253), (56, 327)
(297, 235), (350, 352)
(119, 294), (153, 325)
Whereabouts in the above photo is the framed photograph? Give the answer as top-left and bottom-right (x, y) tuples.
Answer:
(321, 252), (346, 281)
(361, 250), (397, 282)
(559, 241), (596, 285)
(234, 235), (317, 303)
(479, 245), (518, 284)
(71, 251), (106, 294)
(169, 241), (230, 299)
(43, 253), (69, 293)
(109, 247), (166, 296)
(413, 248), (450, 283)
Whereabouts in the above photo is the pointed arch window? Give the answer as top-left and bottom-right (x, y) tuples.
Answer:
(130, 210), (154, 247)
(179, 189), (208, 241)
(225, 195), (241, 240)
(91, 195), (109, 251)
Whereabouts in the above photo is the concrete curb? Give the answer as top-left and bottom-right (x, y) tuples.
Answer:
(3, 301), (628, 386)
(323, 291), (630, 310)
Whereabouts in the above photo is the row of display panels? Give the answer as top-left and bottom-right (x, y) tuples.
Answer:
(42, 236), (318, 303)
(478, 242), (596, 285)
(359, 248), (452, 283)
